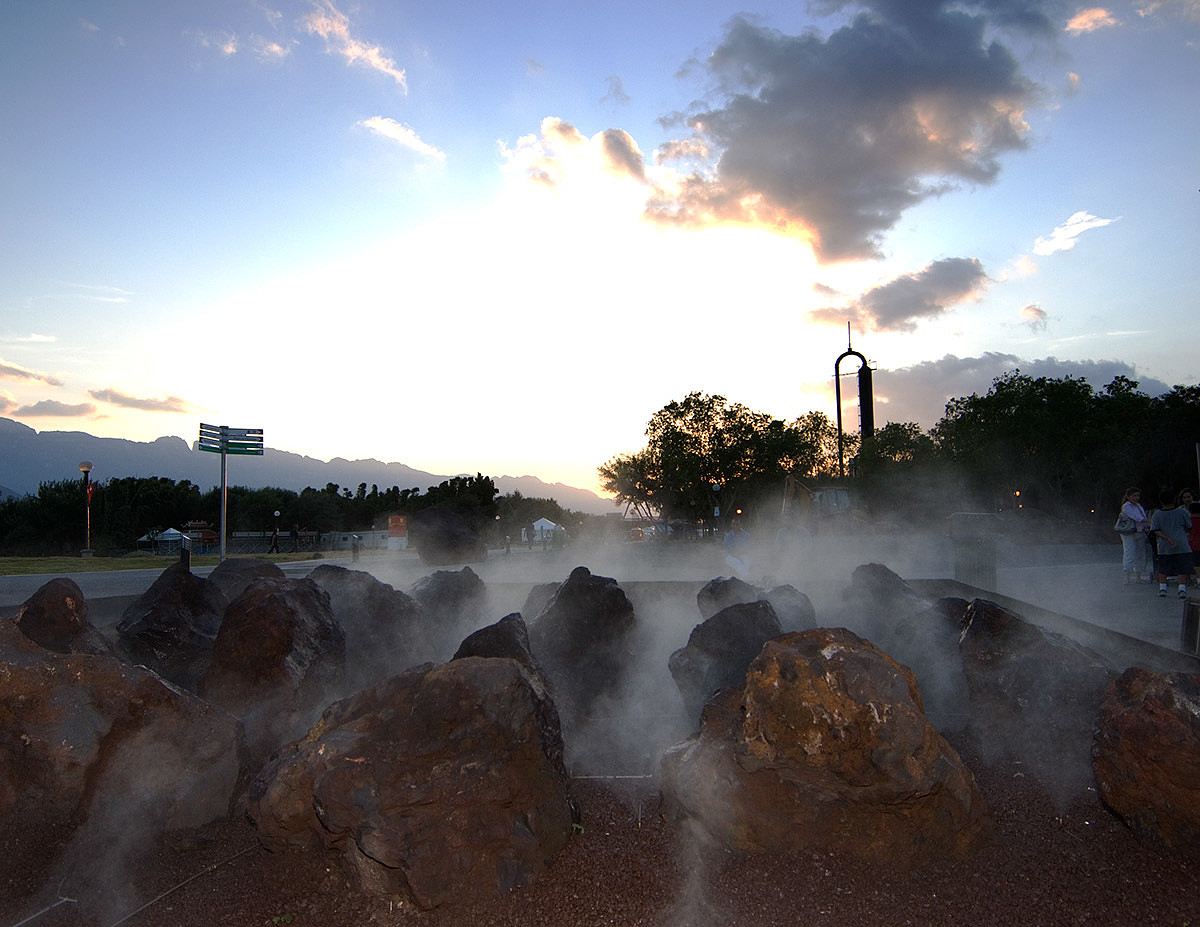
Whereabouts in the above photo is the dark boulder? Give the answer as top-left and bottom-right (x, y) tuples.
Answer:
(959, 598), (1118, 804)
(883, 596), (971, 734)
(409, 505), (487, 566)
(661, 627), (988, 862)
(696, 576), (760, 620)
(668, 600), (783, 724)
(526, 566), (636, 729)
(247, 656), (576, 910)
(1093, 666), (1200, 846)
(200, 577), (344, 762)
(116, 562), (228, 688)
(206, 556), (285, 603)
(308, 564), (429, 694)
(762, 583), (817, 632)
(12, 577), (113, 656)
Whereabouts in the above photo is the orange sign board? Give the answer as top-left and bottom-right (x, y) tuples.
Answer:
(388, 515), (407, 538)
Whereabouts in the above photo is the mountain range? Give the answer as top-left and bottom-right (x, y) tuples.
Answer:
(0, 418), (618, 515)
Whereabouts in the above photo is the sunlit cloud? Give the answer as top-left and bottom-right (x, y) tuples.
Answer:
(1033, 211), (1117, 255)
(0, 333), (56, 345)
(359, 117), (445, 160)
(1066, 8), (1119, 33)
(251, 36), (292, 61)
(196, 31), (240, 56)
(61, 283), (135, 304)
(807, 258), (989, 333)
(303, 0), (407, 91)
(0, 358), (63, 387)
(1022, 303), (1049, 331)
(13, 399), (96, 418)
(0, 392), (15, 416)
(89, 389), (190, 413)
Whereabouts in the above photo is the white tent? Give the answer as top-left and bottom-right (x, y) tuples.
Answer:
(136, 527), (186, 554)
(531, 517), (559, 541)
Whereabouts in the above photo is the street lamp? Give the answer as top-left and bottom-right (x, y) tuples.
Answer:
(78, 461), (94, 557)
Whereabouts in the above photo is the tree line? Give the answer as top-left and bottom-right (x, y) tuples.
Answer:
(600, 373), (1200, 533)
(0, 472), (597, 557)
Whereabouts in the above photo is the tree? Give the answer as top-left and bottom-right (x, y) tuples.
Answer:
(598, 449), (662, 521)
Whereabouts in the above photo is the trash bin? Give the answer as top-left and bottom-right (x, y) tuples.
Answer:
(948, 512), (998, 591)
(1181, 595), (1200, 654)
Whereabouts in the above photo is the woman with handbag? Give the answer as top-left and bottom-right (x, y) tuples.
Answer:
(1117, 487), (1150, 584)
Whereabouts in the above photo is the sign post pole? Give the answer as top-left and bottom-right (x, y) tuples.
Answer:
(198, 424), (263, 561)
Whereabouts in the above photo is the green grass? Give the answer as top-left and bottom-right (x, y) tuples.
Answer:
(0, 551), (322, 576)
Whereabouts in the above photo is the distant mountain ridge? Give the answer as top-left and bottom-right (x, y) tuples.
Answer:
(0, 418), (618, 515)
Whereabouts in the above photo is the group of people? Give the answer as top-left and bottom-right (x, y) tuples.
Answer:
(1117, 487), (1199, 597)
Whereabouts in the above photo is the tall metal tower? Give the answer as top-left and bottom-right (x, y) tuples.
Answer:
(834, 324), (874, 477)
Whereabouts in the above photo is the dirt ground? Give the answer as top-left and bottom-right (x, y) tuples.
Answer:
(4, 739), (1199, 927)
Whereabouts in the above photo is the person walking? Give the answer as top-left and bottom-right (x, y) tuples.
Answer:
(1150, 489), (1193, 598)
(1117, 487), (1150, 584)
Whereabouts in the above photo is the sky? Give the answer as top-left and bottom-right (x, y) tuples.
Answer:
(1, 0), (1198, 496)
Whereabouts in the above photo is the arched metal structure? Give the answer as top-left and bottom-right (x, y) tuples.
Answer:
(834, 328), (875, 477)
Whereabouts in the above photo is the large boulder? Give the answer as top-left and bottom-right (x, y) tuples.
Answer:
(959, 598), (1118, 804)
(882, 596), (972, 734)
(1093, 667), (1200, 847)
(308, 564), (429, 694)
(206, 557), (285, 603)
(247, 656), (576, 910)
(661, 627), (988, 862)
(11, 577), (113, 656)
(696, 576), (760, 620)
(668, 600), (783, 724)
(200, 577), (344, 761)
(761, 583), (817, 633)
(408, 505), (487, 566)
(0, 621), (245, 914)
(408, 567), (488, 658)
(526, 566), (636, 729)
(115, 562), (228, 689)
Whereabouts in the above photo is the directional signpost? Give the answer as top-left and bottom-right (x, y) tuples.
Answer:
(199, 424), (263, 561)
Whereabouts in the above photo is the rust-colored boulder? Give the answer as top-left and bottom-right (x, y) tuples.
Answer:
(12, 577), (112, 656)
(308, 564), (429, 694)
(246, 656), (576, 910)
(0, 620), (245, 912)
(116, 562), (228, 689)
(661, 627), (988, 862)
(1093, 667), (1200, 846)
(200, 577), (344, 761)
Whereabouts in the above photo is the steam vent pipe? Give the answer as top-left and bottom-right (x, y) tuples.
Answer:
(835, 338), (875, 478)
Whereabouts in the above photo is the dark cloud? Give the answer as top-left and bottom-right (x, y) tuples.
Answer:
(808, 257), (988, 332)
(871, 353), (1173, 428)
(601, 129), (646, 180)
(602, 75), (631, 109)
(89, 389), (189, 412)
(652, 1), (1055, 261)
(14, 399), (97, 418)
(0, 358), (63, 387)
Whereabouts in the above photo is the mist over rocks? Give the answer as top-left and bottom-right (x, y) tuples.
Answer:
(661, 627), (989, 862)
(206, 556), (285, 603)
(409, 505), (489, 565)
(13, 576), (114, 656)
(1093, 667), (1200, 847)
(408, 566), (488, 656)
(668, 599), (784, 724)
(247, 655), (577, 910)
(115, 561), (229, 689)
(0, 620), (245, 918)
(200, 577), (346, 763)
(308, 564), (430, 694)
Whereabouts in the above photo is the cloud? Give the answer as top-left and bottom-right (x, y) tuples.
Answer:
(88, 389), (190, 413)
(1032, 210), (1116, 255)
(303, 0), (407, 90)
(0, 393), (14, 416)
(647, 3), (1051, 261)
(872, 353), (1172, 427)
(359, 117), (445, 160)
(251, 36), (293, 61)
(1066, 8), (1120, 32)
(0, 358), (63, 387)
(502, 117), (651, 189)
(195, 31), (240, 56)
(602, 75), (631, 109)
(1021, 303), (1049, 331)
(13, 399), (97, 418)
(0, 333), (56, 345)
(807, 258), (989, 332)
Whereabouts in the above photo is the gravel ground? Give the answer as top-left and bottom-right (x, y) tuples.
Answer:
(4, 740), (1199, 927)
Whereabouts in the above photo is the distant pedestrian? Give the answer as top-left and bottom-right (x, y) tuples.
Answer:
(1116, 487), (1149, 584)
(723, 518), (752, 579)
(1150, 490), (1192, 598)
(524, 523), (535, 550)
(290, 523), (300, 552)
(268, 526), (280, 554)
